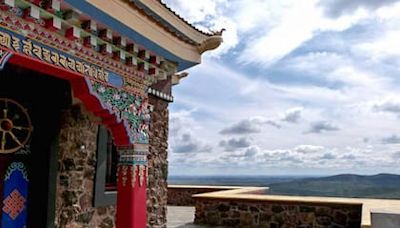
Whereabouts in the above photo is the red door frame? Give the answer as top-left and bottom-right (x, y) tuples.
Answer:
(3, 48), (147, 228)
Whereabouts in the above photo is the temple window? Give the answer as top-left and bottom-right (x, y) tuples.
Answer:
(94, 125), (117, 206)
(105, 130), (118, 191)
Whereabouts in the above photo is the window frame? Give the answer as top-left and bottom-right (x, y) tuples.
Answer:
(94, 125), (117, 207)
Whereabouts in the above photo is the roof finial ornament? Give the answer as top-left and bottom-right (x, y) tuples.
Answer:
(197, 28), (225, 54)
(211, 28), (226, 36)
(172, 72), (189, 86)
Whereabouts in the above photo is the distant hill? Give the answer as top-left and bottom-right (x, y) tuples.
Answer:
(268, 173), (400, 199)
(168, 175), (311, 186)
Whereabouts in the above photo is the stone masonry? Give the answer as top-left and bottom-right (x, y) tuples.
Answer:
(168, 187), (239, 206)
(55, 105), (115, 228)
(55, 95), (170, 228)
(147, 95), (169, 228)
(195, 199), (362, 228)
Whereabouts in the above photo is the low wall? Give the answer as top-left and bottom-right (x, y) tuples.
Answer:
(167, 185), (242, 206)
(169, 185), (400, 227)
(194, 198), (362, 227)
(193, 188), (362, 228)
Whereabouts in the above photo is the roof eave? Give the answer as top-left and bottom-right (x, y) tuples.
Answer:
(65, 0), (222, 71)
(131, 0), (213, 43)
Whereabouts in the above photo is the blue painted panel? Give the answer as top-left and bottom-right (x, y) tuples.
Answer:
(108, 72), (124, 88)
(1, 162), (28, 228)
(64, 0), (197, 71)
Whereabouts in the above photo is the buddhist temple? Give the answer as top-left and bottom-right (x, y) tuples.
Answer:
(0, 0), (222, 227)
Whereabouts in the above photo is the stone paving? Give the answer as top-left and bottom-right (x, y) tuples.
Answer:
(167, 206), (226, 228)
(167, 206), (227, 228)
(167, 206), (198, 228)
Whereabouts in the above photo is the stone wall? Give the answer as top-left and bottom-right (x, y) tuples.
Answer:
(55, 105), (115, 228)
(55, 97), (171, 228)
(147, 95), (169, 228)
(194, 199), (362, 228)
(168, 186), (241, 206)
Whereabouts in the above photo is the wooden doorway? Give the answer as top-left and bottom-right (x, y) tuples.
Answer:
(0, 64), (71, 228)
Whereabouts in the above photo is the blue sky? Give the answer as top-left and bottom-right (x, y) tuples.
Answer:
(164, 0), (400, 176)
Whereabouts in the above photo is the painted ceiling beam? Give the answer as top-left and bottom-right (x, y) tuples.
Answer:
(64, 0), (223, 72)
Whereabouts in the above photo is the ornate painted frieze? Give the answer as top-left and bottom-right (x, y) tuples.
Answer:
(117, 144), (149, 166)
(117, 144), (148, 188)
(130, 165), (137, 188)
(138, 165), (146, 187)
(147, 87), (174, 102)
(0, 27), (115, 87)
(0, 9), (158, 146)
(0, 25), (152, 145)
(0, 0), (167, 87)
(87, 80), (151, 144)
(117, 165), (147, 188)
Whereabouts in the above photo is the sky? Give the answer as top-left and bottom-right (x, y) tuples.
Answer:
(163, 0), (400, 176)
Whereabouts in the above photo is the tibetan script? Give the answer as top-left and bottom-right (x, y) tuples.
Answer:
(0, 31), (109, 83)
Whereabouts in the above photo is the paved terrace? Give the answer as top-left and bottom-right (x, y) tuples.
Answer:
(167, 206), (228, 228)
(167, 185), (400, 228)
(167, 206), (198, 228)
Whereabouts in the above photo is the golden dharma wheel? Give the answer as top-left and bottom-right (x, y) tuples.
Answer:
(0, 98), (33, 154)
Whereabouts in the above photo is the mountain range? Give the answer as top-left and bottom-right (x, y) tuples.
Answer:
(268, 173), (400, 199)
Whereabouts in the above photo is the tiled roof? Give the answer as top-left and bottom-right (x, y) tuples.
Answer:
(129, 0), (214, 45)
(157, 0), (214, 36)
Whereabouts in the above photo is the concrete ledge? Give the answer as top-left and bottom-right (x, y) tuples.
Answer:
(167, 185), (244, 206)
(168, 185), (244, 190)
(193, 188), (364, 206)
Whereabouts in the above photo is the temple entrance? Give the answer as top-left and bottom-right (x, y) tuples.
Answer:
(0, 65), (71, 228)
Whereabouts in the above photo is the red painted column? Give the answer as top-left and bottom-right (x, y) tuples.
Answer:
(116, 144), (149, 228)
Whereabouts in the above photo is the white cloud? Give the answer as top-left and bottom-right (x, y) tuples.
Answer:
(236, 0), (372, 66)
(165, 0), (400, 66)
(319, 0), (400, 18)
(320, 153), (336, 160)
(295, 145), (324, 154)
(382, 135), (400, 144)
(162, 0), (225, 22)
(392, 151), (400, 159)
(373, 97), (400, 116)
(165, 0), (400, 176)
(219, 119), (262, 135)
(238, 0), (318, 66)
(244, 146), (260, 158)
(169, 110), (212, 154)
(307, 121), (340, 134)
(163, 0), (237, 56)
(219, 116), (281, 135)
(354, 31), (400, 64)
(281, 107), (303, 123)
(219, 137), (252, 151)
(282, 52), (346, 75)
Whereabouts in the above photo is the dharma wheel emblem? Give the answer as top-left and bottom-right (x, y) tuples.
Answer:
(0, 98), (33, 154)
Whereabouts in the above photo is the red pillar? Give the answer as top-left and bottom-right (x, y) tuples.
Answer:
(116, 144), (149, 228)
